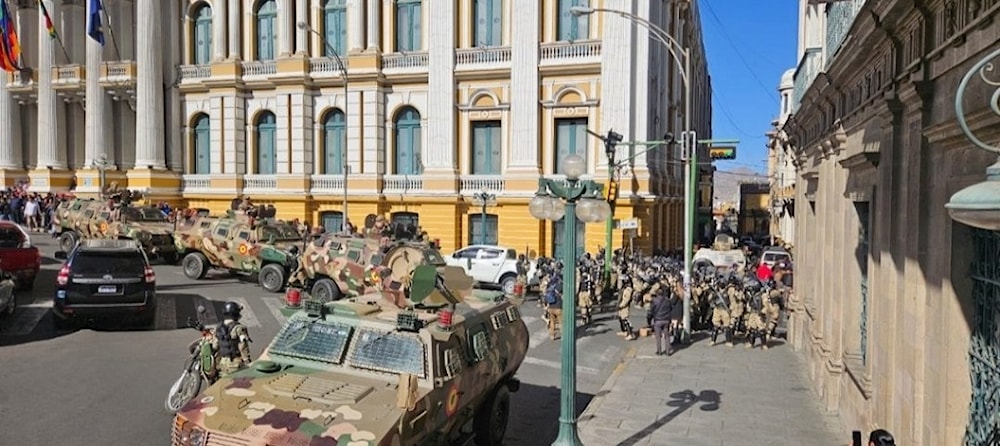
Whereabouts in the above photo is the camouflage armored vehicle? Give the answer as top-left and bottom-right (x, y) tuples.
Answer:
(54, 199), (177, 261)
(174, 204), (304, 292)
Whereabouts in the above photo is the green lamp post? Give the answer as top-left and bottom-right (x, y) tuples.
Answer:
(528, 154), (612, 446)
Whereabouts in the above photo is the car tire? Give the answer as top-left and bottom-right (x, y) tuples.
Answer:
(311, 278), (342, 303)
(258, 264), (286, 293)
(499, 274), (517, 296)
(473, 385), (511, 446)
(58, 231), (77, 254)
(182, 252), (209, 280)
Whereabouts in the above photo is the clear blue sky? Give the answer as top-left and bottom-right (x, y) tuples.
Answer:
(699, 0), (799, 176)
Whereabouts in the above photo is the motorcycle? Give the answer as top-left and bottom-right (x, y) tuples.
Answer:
(164, 306), (218, 412)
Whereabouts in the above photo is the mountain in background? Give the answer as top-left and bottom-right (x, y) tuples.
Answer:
(713, 167), (767, 209)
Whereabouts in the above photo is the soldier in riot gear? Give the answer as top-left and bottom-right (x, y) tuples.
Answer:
(515, 254), (529, 299)
(213, 301), (253, 376)
(709, 273), (733, 346)
(617, 274), (636, 340)
(578, 266), (596, 324)
(743, 277), (767, 348)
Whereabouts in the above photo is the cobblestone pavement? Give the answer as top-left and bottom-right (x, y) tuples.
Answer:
(578, 333), (848, 446)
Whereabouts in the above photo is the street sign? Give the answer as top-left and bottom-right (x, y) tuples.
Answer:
(709, 146), (736, 160)
(616, 218), (639, 229)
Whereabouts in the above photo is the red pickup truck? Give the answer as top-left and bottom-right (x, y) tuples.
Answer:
(0, 222), (40, 289)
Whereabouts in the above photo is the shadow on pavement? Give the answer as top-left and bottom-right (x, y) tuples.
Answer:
(507, 382), (594, 446)
(613, 389), (722, 446)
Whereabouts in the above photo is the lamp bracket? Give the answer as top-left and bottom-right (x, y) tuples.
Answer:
(956, 46), (1000, 155)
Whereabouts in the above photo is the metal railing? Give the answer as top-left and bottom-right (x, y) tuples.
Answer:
(455, 47), (512, 66)
(383, 174), (423, 193)
(241, 60), (278, 77)
(539, 40), (602, 62)
(382, 52), (429, 71)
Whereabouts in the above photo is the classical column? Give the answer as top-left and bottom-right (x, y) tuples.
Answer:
(134, 0), (165, 168)
(0, 79), (21, 169)
(295, 0), (307, 54)
(85, 27), (110, 167)
(425, 0), (455, 172)
(366, 0), (381, 50)
(213, 0), (227, 60)
(598, 0), (634, 168)
(347, 0), (364, 51)
(36, 0), (66, 169)
(278, 0), (293, 56)
(228, 0), (241, 58)
(508, 0), (539, 170)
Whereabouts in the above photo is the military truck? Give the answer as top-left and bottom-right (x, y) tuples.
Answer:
(173, 204), (304, 292)
(172, 263), (527, 446)
(692, 233), (747, 271)
(54, 199), (177, 262)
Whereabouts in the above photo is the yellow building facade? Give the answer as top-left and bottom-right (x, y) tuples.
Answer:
(0, 0), (712, 257)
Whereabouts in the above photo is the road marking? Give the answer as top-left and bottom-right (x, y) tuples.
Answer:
(25, 301), (53, 308)
(2, 307), (48, 335)
(226, 297), (260, 328)
(261, 297), (289, 325)
(529, 326), (550, 349)
(157, 294), (177, 330)
(522, 356), (599, 375)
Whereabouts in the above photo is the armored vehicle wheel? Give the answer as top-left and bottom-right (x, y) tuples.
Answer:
(258, 264), (286, 293)
(473, 385), (510, 446)
(310, 278), (342, 303)
(182, 252), (209, 280)
(58, 231), (78, 253)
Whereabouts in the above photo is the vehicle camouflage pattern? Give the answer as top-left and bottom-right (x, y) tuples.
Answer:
(174, 204), (304, 293)
(54, 198), (177, 260)
(173, 264), (529, 446)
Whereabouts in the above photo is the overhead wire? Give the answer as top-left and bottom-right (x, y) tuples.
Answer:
(701, 0), (782, 107)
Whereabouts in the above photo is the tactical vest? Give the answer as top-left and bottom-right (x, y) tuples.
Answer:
(216, 322), (240, 359)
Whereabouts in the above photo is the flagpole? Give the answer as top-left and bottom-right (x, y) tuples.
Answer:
(97, 0), (121, 61)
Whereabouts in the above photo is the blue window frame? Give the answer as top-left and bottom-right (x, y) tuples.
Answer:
(192, 114), (210, 174)
(256, 0), (277, 61)
(391, 212), (419, 231)
(557, 0), (589, 41)
(322, 109), (346, 174)
(395, 0), (422, 52)
(322, 0), (347, 57)
(554, 118), (588, 175)
(394, 107), (422, 175)
(256, 111), (277, 174)
(552, 219), (585, 258)
(320, 211), (343, 234)
(473, 0), (502, 46)
(471, 121), (501, 175)
(469, 214), (498, 245)
(193, 4), (213, 65)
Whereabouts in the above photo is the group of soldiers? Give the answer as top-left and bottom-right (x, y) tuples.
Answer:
(529, 248), (792, 349)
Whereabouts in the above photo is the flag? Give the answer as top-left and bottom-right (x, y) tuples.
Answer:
(38, 0), (56, 39)
(86, 0), (103, 45)
(0, 1), (21, 72)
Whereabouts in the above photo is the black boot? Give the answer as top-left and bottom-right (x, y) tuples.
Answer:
(711, 328), (719, 345)
(725, 328), (734, 346)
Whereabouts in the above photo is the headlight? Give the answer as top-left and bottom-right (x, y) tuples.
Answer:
(189, 428), (205, 446)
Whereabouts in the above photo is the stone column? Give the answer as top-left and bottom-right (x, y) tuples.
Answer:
(366, 0), (381, 50)
(134, 0), (165, 168)
(228, 0), (241, 58)
(85, 27), (111, 168)
(0, 80), (22, 170)
(599, 0), (634, 170)
(278, 0), (293, 56)
(425, 0), (455, 173)
(508, 0), (539, 172)
(213, 0), (227, 60)
(348, 0), (364, 51)
(36, 0), (66, 169)
(295, 0), (307, 54)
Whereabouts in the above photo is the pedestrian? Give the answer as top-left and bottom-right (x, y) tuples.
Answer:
(756, 260), (773, 282)
(23, 196), (38, 231)
(647, 289), (674, 356)
(868, 429), (895, 446)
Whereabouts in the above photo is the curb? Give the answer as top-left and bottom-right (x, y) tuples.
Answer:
(577, 345), (636, 426)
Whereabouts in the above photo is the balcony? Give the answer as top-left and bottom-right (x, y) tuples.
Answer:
(243, 174), (277, 193)
(382, 52), (429, 75)
(52, 64), (85, 101)
(792, 49), (823, 112)
(100, 61), (137, 106)
(309, 174), (345, 193)
(455, 47), (511, 71)
(459, 175), (505, 195)
(308, 57), (347, 79)
(539, 40), (602, 66)
(241, 60), (277, 79)
(178, 64), (211, 83)
(382, 174), (423, 194)
(181, 174), (212, 193)
(7, 69), (36, 104)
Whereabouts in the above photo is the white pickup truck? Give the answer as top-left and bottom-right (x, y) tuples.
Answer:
(443, 244), (537, 295)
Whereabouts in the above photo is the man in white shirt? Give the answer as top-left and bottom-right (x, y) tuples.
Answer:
(23, 197), (38, 231)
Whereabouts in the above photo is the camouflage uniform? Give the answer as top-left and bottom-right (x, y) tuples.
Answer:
(617, 278), (636, 339)
(213, 319), (252, 376)
(515, 255), (528, 298)
(577, 268), (595, 324)
(726, 283), (746, 346)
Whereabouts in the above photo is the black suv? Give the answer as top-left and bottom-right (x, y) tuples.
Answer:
(52, 239), (157, 330)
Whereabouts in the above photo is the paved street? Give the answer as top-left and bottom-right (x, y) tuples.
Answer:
(0, 234), (629, 446)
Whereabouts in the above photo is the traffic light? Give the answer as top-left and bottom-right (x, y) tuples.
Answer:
(606, 130), (623, 146)
(709, 146), (736, 160)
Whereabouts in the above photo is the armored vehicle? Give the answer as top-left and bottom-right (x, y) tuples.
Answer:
(172, 264), (528, 446)
(692, 233), (747, 271)
(54, 199), (177, 261)
(174, 204), (304, 292)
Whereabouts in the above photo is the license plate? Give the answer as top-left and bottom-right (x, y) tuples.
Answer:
(97, 285), (117, 294)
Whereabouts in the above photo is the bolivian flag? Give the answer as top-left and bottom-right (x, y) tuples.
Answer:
(38, 0), (56, 39)
(0, 0), (21, 72)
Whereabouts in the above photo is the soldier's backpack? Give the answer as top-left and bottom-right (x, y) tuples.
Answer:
(215, 322), (238, 360)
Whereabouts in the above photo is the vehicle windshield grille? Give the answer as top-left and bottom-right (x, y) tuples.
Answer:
(347, 328), (426, 378)
(268, 318), (353, 364)
(72, 252), (145, 275)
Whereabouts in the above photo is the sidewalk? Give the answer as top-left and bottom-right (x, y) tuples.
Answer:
(578, 334), (847, 446)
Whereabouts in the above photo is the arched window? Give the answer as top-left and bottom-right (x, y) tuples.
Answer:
(192, 114), (210, 174)
(192, 4), (213, 65)
(322, 109), (346, 174)
(322, 0), (347, 57)
(256, 111), (277, 174)
(393, 107), (422, 175)
(395, 0), (422, 51)
(255, 0), (278, 61)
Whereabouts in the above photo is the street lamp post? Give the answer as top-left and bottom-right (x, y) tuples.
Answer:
(571, 5), (697, 340)
(298, 21), (350, 233)
(529, 154), (612, 446)
(471, 190), (497, 245)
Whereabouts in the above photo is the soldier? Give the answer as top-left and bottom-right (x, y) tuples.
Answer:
(617, 274), (636, 340)
(577, 266), (595, 325)
(709, 273), (733, 346)
(726, 274), (747, 347)
(515, 254), (529, 298)
(213, 301), (253, 376)
(743, 277), (767, 349)
(543, 271), (563, 340)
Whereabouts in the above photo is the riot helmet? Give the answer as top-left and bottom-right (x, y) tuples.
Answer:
(222, 301), (243, 320)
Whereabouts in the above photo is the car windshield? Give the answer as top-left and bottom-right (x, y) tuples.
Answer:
(72, 251), (145, 275)
(0, 226), (24, 248)
(123, 207), (167, 222)
(260, 224), (302, 241)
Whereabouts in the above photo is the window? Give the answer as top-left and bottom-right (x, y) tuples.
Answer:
(557, 0), (589, 41)
(452, 247), (482, 259)
(394, 107), (422, 175)
(256, 111), (277, 174)
(255, 0), (278, 61)
(391, 212), (419, 229)
(471, 121), (501, 175)
(322, 0), (347, 56)
(192, 114), (210, 174)
(192, 4), (212, 65)
(320, 211), (343, 234)
(554, 118), (588, 175)
(479, 248), (503, 259)
(468, 214), (498, 245)
(322, 109), (346, 174)
(473, 0), (501, 46)
(552, 219), (585, 258)
(395, 0), (422, 51)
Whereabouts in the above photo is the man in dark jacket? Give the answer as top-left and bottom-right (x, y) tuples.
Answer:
(647, 290), (675, 356)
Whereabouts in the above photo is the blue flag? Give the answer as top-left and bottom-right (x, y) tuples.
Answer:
(87, 0), (104, 45)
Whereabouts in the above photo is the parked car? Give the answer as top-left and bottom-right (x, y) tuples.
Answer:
(52, 239), (157, 330)
(443, 245), (537, 295)
(0, 221), (40, 289)
(759, 247), (792, 268)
